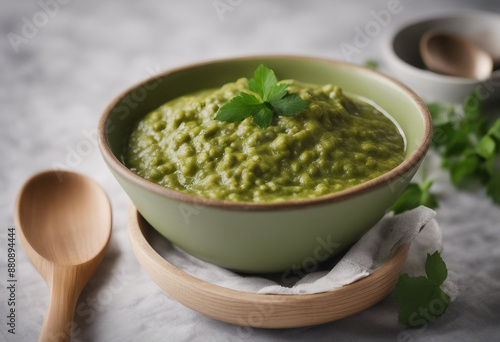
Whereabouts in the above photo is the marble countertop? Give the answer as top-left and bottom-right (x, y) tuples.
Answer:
(1, 1), (500, 341)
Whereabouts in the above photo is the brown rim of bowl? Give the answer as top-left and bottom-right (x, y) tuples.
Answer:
(98, 55), (432, 212)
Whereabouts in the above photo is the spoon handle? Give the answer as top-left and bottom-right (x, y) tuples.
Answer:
(39, 266), (81, 342)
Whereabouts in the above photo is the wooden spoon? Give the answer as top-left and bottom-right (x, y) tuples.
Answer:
(420, 30), (494, 80)
(14, 170), (112, 342)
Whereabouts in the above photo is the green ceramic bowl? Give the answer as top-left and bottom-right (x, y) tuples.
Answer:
(98, 56), (432, 273)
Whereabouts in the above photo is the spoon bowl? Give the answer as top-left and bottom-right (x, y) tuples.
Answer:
(15, 170), (112, 342)
(420, 30), (494, 80)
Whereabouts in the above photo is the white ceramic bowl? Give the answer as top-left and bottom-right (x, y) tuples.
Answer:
(385, 11), (500, 103)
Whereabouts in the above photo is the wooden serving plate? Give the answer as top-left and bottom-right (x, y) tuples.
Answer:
(127, 204), (410, 328)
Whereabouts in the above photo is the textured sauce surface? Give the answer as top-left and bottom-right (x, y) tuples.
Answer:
(125, 79), (405, 202)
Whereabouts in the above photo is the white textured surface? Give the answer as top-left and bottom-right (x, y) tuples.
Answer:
(1, 1), (500, 341)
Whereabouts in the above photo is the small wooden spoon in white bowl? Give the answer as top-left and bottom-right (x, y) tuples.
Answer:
(14, 170), (112, 342)
(420, 30), (494, 80)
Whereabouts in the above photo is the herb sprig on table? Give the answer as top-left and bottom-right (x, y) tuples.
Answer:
(363, 59), (500, 211)
(390, 88), (499, 328)
(362, 59), (497, 329)
(214, 64), (309, 129)
(390, 90), (500, 213)
(430, 91), (500, 203)
(394, 251), (450, 328)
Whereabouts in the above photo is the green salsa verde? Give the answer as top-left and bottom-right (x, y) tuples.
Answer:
(125, 78), (405, 202)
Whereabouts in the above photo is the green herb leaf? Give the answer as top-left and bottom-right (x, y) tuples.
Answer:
(365, 59), (378, 70)
(364, 59), (379, 70)
(215, 65), (308, 129)
(214, 93), (262, 122)
(394, 275), (447, 328)
(487, 172), (500, 205)
(252, 104), (274, 130)
(443, 125), (471, 157)
(425, 251), (448, 286)
(487, 118), (500, 141)
(391, 184), (424, 214)
(450, 154), (480, 185)
(432, 122), (455, 150)
(420, 180), (439, 210)
(463, 89), (482, 121)
(484, 154), (496, 175)
(394, 252), (450, 328)
(476, 135), (496, 159)
(266, 83), (288, 103)
(425, 88), (500, 205)
(271, 94), (310, 117)
(248, 64), (279, 101)
(390, 181), (438, 214)
(427, 102), (457, 127)
(463, 115), (489, 138)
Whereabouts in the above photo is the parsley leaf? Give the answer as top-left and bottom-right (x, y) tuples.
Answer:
(427, 102), (457, 127)
(215, 65), (308, 129)
(271, 94), (309, 117)
(487, 172), (500, 205)
(450, 154), (480, 185)
(425, 251), (448, 285)
(394, 251), (450, 328)
(488, 118), (500, 141)
(252, 104), (274, 130)
(248, 64), (280, 101)
(391, 180), (438, 214)
(214, 92), (262, 122)
(364, 59), (379, 70)
(425, 90), (500, 205)
(476, 135), (496, 159)
(266, 83), (289, 103)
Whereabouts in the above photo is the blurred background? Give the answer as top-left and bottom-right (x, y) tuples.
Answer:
(1, 1), (500, 341)
(2, 0), (500, 184)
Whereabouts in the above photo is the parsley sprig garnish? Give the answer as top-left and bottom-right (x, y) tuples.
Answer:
(394, 251), (450, 328)
(214, 64), (309, 129)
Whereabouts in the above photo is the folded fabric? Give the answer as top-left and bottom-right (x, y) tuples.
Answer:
(151, 206), (439, 295)
(259, 206), (437, 294)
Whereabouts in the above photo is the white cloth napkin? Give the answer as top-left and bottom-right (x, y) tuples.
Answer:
(259, 206), (437, 294)
(150, 206), (439, 295)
